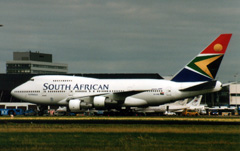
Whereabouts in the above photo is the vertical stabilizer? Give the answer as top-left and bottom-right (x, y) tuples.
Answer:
(171, 34), (232, 82)
(187, 95), (202, 107)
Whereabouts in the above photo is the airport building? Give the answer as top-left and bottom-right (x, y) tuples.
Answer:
(6, 51), (68, 74)
(229, 84), (240, 105)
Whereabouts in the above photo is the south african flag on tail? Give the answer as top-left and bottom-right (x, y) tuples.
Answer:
(171, 34), (232, 82)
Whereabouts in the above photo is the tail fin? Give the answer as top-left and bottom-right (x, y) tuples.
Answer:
(187, 95), (202, 107)
(171, 34), (232, 82)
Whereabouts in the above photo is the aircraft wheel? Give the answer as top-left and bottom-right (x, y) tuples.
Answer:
(8, 110), (15, 116)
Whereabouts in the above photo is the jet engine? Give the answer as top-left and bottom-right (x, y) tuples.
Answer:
(124, 97), (147, 106)
(69, 99), (92, 112)
(93, 96), (118, 108)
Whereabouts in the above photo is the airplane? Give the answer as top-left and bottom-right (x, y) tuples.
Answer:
(186, 95), (206, 112)
(134, 98), (188, 114)
(11, 34), (232, 113)
(175, 95), (207, 115)
(134, 95), (203, 115)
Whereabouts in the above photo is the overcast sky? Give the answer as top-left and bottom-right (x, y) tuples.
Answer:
(0, 0), (239, 82)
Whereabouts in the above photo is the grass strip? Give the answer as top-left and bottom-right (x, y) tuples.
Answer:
(0, 132), (239, 151)
(0, 123), (240, 134)
(0, 123), (239, 151)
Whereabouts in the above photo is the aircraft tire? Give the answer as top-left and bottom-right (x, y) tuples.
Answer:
(8, 110), (15, 116)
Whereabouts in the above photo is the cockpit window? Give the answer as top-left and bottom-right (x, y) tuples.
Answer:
(30, 78), (34, 81)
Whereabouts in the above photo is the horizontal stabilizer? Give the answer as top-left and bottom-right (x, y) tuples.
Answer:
(222, 82), (236, 87)
(180, 81), (217, 91)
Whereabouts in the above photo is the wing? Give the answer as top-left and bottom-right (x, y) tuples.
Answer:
(57, 90), (147, 105)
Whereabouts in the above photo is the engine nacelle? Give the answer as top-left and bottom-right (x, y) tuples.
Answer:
(124, 97), (147, 106)
(93, 96), (106, 108)
(93, 96), (118, 108)
(69, 99), (92, 112)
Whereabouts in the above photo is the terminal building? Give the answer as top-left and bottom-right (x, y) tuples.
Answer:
(6, 51), (68, 74)
(229, 84), (240, 105)
(1, 51), (68, 109)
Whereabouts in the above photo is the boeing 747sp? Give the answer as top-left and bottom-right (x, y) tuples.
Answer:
(11, 34), (232, 112)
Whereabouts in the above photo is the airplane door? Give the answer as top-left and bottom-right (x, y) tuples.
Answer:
(42, 90), (47, 97)
(69, 90), (73, 96)
(166, 87), (171, 96)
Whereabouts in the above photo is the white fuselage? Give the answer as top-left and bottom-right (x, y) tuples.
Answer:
(11, 75), (221, 108)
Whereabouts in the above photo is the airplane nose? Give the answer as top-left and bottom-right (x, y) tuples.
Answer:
(11, 88), (17, 97)
(11, 86), (23, 99)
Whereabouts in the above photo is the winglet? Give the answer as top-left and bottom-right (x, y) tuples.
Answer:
(171, 34), (232, 82)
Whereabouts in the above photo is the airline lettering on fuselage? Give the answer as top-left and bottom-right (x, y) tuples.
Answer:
(43, 83), (109, 91)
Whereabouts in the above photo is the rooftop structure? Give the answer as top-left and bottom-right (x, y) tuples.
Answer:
(6, 51), (68, 74)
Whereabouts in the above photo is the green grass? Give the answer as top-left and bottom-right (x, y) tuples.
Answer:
(0, 123), (240, 151)
(0, 132), (239, 151)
